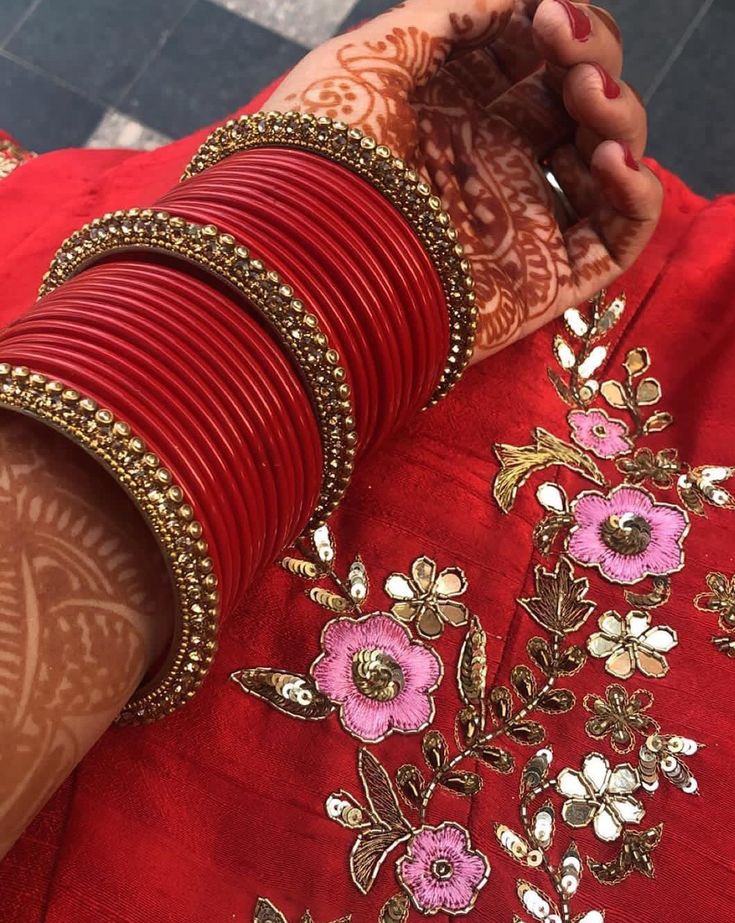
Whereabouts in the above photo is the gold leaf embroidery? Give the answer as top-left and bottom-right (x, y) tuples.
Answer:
(347, 557), (369, 603)
(456, 616), (487, 708)
(308, 586), (354, 612)
(518, 558), (597, 635)
(493, 429), (605, 513)
(395, 764), (426, 809)
(623, 347), (650, 376)
(230, 668), (335, 720)
(588, 824), (663, 885)
(358, 749), (411, 833)
(350, 827), (409, 896)
(438, 769), (483, 796)
(378, 893), (409, 923)
(421, 729), (449, 772)
(253, 898), (352, 923)
(254, 898), (288, 923)
(476, 745), (515, 774)
(624, 576), (671, 610)
(281, 556), (322, 579)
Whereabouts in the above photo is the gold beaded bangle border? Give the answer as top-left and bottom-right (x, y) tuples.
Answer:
(0, 363), (218, 724)
(39, 208), (358, 527)
(182, 110), (478, 406)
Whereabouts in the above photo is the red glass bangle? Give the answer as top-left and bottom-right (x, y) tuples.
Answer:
(160, 174), (408, 449)
(43, 294), (266, 589)
(155, 189), (382, 448)
(97, 262), (320, 555)
(233, 150), (447, 415)
(182, 121), (470, 402)
(2, 320), (250, 606)
(169, 167), (412, 440)
(38, 208), (357, 531)
(73, 262), (320, 580)
(167, 146), (450, 441)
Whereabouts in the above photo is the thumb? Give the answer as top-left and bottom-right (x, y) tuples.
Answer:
(268, 0), (514, 125)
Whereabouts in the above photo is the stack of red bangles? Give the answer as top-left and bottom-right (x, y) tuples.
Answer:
(0, 110), (477, 725)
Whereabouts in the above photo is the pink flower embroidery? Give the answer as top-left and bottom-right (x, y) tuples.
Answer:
(312, 613), (441, 743)
(569, 409), (632, 459)
(568, 485), (689, 585)
(397, 823), (490, 915)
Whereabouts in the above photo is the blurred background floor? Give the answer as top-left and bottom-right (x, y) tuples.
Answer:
(0, 0), (731, 198)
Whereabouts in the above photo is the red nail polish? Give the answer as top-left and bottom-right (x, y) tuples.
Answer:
(619, 141), (640, 171)
(553, 0), (592, 41)
(592, 63), (621, 99)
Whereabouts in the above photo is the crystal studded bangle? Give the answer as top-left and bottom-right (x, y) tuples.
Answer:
(39, 209), (357, 527)
(0, 363), (218, 724)
(182, 110), (478, 406)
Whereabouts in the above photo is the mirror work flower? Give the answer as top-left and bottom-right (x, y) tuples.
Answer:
(385, 556), (469, 639)
(556, 753), (645, 842)
(587, 610), (678, 679)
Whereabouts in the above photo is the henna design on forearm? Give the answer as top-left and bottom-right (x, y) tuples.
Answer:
(0, 415), (171, 858)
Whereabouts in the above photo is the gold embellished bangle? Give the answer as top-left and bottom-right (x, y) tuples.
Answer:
(0, 138), (34, 181)
(181, 110), (478, 406)
(0, 363), (217, 724)
(39, 208), (357, 528)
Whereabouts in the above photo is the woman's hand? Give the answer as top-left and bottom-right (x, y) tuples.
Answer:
(267, 0), (662, 359)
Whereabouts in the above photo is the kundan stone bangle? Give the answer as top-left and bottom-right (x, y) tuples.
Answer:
(39, 208), (357, 528)
(0, 363), (218, 725)
(181, 110), (478, 406)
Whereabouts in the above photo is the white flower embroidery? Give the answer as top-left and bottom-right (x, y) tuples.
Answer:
(556, 752), (645, 842)
(587, 610), (678, 679)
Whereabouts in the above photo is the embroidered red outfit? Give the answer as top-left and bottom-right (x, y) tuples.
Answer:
(1, 85), (734, 923)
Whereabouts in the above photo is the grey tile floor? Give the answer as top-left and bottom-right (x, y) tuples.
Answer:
(0, 0), (732, 197)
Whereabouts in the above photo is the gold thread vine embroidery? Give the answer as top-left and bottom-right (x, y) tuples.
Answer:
(234, 528), (700, 918)
(182, 110), (478, 407)
(233, 290), (724, 919)
(39, 209), (357, 529)
(252, 897), (351, 923)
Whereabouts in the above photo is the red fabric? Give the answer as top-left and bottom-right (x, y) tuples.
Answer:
(2, 81), (735, 923)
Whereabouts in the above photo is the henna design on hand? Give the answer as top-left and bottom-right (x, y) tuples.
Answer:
(270, 2), (629, 356)
(285, 26), (451, 155)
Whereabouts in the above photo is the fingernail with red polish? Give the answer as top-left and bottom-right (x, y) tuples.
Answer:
(553, 0), (592, 41)
(592, 63), (621, 99)
(619, 141), (640, 171)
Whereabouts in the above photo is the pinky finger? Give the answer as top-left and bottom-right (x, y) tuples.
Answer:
(564, 139), (663, 298)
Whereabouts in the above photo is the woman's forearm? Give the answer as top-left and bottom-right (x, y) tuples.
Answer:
(0, 413), (172, 859)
